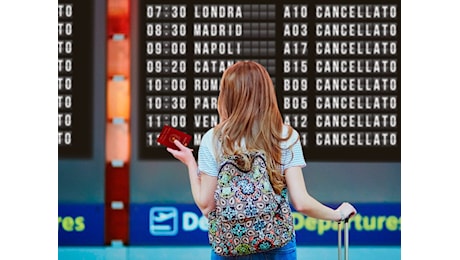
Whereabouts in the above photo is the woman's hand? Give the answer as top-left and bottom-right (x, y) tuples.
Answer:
(166, 139), (196, 167)
(336, 202), (357, 221)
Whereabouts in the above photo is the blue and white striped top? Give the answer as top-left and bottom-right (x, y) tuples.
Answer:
(198, 125), (307, 177)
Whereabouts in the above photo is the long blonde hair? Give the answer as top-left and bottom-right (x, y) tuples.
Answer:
(213, 61), (294, 194)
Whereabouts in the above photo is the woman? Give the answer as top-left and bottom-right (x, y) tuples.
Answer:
(167, 60), (357, 259)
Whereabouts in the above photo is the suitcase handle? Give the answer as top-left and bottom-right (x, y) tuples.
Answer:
(338, 218), (349, 260)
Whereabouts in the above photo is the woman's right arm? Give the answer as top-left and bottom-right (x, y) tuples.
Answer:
(167, 140), (216, 216)
(285, 166), (356, 221)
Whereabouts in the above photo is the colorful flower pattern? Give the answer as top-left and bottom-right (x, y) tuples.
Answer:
(208, 152), (294, 256)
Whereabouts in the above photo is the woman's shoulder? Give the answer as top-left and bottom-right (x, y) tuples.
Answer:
(201, 128), (215, 146)
(199, 128), (222, 162)
(281, 124), (300, 147)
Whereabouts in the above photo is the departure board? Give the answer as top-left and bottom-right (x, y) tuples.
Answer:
(138, 0), (401, 161)
(58, 0), (93, 158)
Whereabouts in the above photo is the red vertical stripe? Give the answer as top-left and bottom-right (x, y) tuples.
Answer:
(105, 0), (131, 245)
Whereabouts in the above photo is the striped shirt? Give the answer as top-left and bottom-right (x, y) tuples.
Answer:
(198, 125), (307, 177)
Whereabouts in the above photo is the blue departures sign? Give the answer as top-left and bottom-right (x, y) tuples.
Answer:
(57, 203), (400, 246)
(129, 203), (400, 246)
(58, 204), (104, 246)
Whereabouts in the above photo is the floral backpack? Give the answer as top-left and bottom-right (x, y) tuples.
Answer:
(207, 152), (294, 256)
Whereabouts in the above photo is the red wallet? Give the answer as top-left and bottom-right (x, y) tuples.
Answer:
(157, 125), (192, 150)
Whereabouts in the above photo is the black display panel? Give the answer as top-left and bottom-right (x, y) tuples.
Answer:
(58, 0), (94, 158)
(138, 0), (400, 161)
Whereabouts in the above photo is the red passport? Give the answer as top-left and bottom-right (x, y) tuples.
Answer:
(157, 125), (192, 150)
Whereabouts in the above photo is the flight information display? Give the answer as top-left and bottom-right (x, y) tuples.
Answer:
(58, 0), (93, 158)
(137, 0), (401, 161)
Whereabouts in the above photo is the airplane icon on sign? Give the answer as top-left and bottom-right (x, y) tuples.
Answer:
(149, 207), (178, 236)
